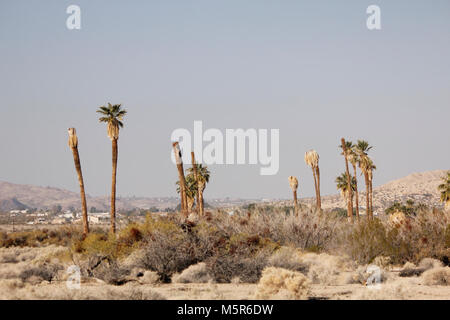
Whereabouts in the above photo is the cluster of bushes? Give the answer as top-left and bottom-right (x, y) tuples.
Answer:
(2, 205), (449, 286)
(341, 209), (450, 265)
(0, 227), (84, 248)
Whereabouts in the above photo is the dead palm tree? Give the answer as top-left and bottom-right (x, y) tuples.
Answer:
(97, 103), (127, 234)
(348, 144), (360, 220)
(67, 128), (89, 236)
(172, 141), (188, 217)
(438, 171), (450, 210)
(355, 140), (373, 220)
(340, 138), (354, 222)
(288, 176), (299, 216)
(304, 150), (321, 210)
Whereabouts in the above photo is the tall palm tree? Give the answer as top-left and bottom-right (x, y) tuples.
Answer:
(67, 128), (89, 236)
(348, 144), (360, 220)
(97, 103), (127, 234)
(340, 138), (353, 222)
(288, 176), (299, 216)
(191, 152), (201, 215)
(355, 140), (373, 220)
(367, 158), (377, 217)
(304, 150), (321, 210)
(438, 171), (450, 211)
(335, 172), (357, 202)
(187, 163), (210, 216)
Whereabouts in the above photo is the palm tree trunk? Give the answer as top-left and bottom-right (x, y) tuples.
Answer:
(191, 152), (201, 216)
(110, 138), (118, 234)
(341, 139), (353, 222)
(315, 166), (321, 210)
(364, 172), (370, 220)
(369, 180), (373, 219)
(293, 189), (299, 217)
(71, 146), (89, 236)
(312, 167), (319, 210)
(198, 187), (205, 216)
(172, 142), (188, 218)
(352, 164), (359, 220)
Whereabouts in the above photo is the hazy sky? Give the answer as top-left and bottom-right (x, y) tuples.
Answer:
(0, 0), (449, 199)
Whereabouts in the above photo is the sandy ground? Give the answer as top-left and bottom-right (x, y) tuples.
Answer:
(1, 280), (449, 300)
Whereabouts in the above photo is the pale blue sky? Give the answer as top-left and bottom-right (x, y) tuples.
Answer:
(0, 0), (449, 199)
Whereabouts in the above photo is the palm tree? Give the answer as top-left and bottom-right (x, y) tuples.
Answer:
(348, 144), (360, 220)
(336, 172), (357, 202)
(172, 142), (188, 217)
(97, 103), (127, 234)
(367, 158), (376, 217)
(438, 171), (450, 211)
(67, 128), (89, 236)
(191, 152), (201, 215)
(176, 175), (197, 213)
(288, 176), (299, 216)
(304, 150), (321, 210)
(355, 140), (372, 219)
(187, 163), (210, 216)
(340, 138), (353, 222)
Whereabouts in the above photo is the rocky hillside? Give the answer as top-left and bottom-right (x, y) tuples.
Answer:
(279, 170), (448, 215)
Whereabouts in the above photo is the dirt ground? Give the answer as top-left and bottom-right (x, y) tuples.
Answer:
(1, 280), (449, 300)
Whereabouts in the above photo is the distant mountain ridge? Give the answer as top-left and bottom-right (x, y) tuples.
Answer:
(0, 180), (179, 212)
(0, 181), (252, 212)
(0, 170), (447, 213)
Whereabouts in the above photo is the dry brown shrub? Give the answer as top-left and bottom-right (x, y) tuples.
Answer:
(255, 267), (310, 300)
(172, 262), (213, 284)
(422, 267), (450, 286)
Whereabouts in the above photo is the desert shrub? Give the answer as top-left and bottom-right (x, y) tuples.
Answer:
(342, 219), (392, 264)
(206, 248), (273, 284)
(172, 262), (213, 284)
(266, 247), (307, 272)
(255, 267), (310, 300)
(418, 258), (443, 270)
(422, 267), (450, 286)
(136, 216), (233, 282)
(19, 263), (63, 283)
(213, 208), (340, 252)
(140, 270), (160, 284)
(88, 257), (130, 285)
(204, 232), (279, 283)
(299, 252), (353, 285)
(0, 252), (19, 263)
(0, 227), (84, 248)
(137, 228), (199, 282)
(72, 232), (131, 261)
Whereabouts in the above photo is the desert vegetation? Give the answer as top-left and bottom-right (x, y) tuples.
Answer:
(1, 203), (449, 299)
